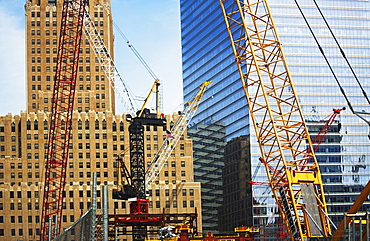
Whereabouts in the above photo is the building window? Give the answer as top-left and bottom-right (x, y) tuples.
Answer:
(189, 189), (194, 196)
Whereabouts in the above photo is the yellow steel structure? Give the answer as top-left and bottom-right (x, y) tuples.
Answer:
(219, 0), (331, 240)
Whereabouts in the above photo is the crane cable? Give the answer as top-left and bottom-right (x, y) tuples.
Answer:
(293, 0), (353, 111)
(310, 0), (370, 107)
(113, 21), (164, 113)
(113, 21), (159, 81)
(293, 0), (370, 132)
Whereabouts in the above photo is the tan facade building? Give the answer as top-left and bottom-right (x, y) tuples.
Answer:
(0, 0), (202, 240)
(25, 0), (115, 113)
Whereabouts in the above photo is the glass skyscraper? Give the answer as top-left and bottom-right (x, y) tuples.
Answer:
(181, 0), (370, 233)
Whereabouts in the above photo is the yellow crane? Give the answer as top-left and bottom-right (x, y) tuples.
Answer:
(219, 0), (331, 240)
(146, 80), (212, 186)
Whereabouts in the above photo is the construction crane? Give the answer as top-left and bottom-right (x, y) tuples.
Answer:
(219, 0), (332, 240)
(112, 81), (211, 240)
(114, 80), (212, 196)
(251, 108), (344, 239)
(40, 0), (87, 240)
(301, 108), (345, 168)
(84, 6), (203, 240)
(40, 1), (139, 239)
(145, 80), (212, 186)
(251, 107), (345, 186)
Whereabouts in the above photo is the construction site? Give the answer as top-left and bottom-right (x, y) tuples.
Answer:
(0, 0), (369, 240)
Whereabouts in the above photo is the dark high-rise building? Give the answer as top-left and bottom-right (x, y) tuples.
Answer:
(188, 120), (226, 232)
(219, 135), (253, 232)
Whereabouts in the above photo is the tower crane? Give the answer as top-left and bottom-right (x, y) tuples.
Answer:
(219, 0), (332, 240)
(40, 0), (87, 240)
(112, 81), (211, 240)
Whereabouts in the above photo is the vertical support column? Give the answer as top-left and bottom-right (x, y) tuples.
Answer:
(91, 172), (97, 240)
(103, 186), (109, 241)
(48, 217), (52, 241)
(54, 215), (58, 238)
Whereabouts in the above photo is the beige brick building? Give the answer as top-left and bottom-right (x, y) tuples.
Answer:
(25, 0), (115, 113)
(0, 0), (202, 240)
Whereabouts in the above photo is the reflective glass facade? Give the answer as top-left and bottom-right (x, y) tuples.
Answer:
(181, 0), (370, 232)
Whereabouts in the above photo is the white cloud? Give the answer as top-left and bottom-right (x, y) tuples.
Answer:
(0, 5), (26, 115)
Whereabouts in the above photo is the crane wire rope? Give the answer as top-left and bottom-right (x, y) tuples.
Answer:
(293, 0), (354, 112)
(113, 21), (159, 81)
(113, 21), (164, 112)
(310, 0), (370, 107)
(293, 0), (370, 135)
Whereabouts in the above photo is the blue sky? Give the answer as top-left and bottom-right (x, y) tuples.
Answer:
(0, 0), (183, 116)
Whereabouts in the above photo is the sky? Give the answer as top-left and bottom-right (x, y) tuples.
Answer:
(0, 0), (184, 116)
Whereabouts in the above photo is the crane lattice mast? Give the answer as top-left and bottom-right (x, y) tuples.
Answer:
(219, 0), (332, 240)
(40, 0), (87, 240)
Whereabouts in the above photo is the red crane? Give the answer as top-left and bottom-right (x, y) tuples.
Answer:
(250, 108), (344, 238)
(40, 1), (87, 240)
(300, 107), (345, 167)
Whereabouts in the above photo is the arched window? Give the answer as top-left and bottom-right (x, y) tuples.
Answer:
(27, 120), (31, 130)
